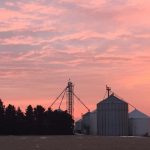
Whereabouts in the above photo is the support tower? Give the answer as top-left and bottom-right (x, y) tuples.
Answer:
(50, 80), (90, 118)
(66, 80), (74, 117)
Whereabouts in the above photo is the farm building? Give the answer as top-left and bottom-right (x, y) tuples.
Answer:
(75, 87), (150, 136)
(129, 109), (150, 136)
(75, 110), (97, 135)
(74, 119), (82, 133)
(97, 93), (128, 136)
(89, 110), (97, 135)
(81, 112), (90, 134)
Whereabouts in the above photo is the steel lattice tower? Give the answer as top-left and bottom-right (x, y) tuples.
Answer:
(66, 81), (74, 117)
(50, 80), (90, 118)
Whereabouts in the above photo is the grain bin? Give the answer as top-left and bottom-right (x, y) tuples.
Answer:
(90, 110), (97, 135)
(75, 119), (82, 133)
(129, 109), (150, 136)
(97, 94), (128, 136)
(82, 112), (90, 134)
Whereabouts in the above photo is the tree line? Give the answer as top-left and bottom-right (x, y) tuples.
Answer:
(0, 99), (74, 135)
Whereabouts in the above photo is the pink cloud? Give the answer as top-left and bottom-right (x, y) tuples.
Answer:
(0, 0), (150, 118)
(20, 2), (65, 15)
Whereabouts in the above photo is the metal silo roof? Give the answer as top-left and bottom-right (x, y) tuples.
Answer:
(129, 109), (149, 118)
(98, 94), (128, 105)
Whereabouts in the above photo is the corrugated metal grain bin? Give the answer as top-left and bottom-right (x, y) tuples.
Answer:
(129, 109), (150, 136)
(82, 112), (90, 134)
(75, 119), (82, 133)
(97, 94), (128, 136)
(90, 110), (97, 135)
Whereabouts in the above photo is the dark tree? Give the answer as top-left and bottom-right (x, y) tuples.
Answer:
(5, 104), (16, 134)
(34, 105), (45, 121)
(16, 107), (24, 119)
(16, 107), (25, 134)
(0, 99), (5, 134)
(0, 100), (74, 135)
(25, 105), (34, 121)
(52, 110), (74, 135)
(25, 105), (35, 134)
(34, 105), (45, 134)
(0, 99), (5, 117)
(44, 108), (55, 134)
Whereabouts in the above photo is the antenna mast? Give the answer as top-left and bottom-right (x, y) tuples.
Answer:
(106, 85), (111, 98)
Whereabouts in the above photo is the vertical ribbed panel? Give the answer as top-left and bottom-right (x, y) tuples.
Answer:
(97, 95), (128, 136)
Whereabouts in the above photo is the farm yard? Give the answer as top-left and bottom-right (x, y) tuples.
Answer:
(0, 135), (150, 150)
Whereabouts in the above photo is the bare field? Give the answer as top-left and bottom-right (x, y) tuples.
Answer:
(0, 135), (150, 150)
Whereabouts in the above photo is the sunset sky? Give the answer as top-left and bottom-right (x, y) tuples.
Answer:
(0, 0), (150, 119)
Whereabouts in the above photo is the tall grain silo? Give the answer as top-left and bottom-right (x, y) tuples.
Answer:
(97, 93), (129, 136)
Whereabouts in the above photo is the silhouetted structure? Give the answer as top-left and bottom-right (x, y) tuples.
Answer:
(0, 99), (74, 135)
(50, 80), (90, 119)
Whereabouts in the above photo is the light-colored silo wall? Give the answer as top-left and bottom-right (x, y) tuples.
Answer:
(90, 110), (97, 135)
(129, 118), (150, 136)
(82, 112), (90, 134)
(75, 119), (82, 133)
(97, 99), (128, 136)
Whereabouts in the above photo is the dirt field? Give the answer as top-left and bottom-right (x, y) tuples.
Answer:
(0, 135), (149, 150)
